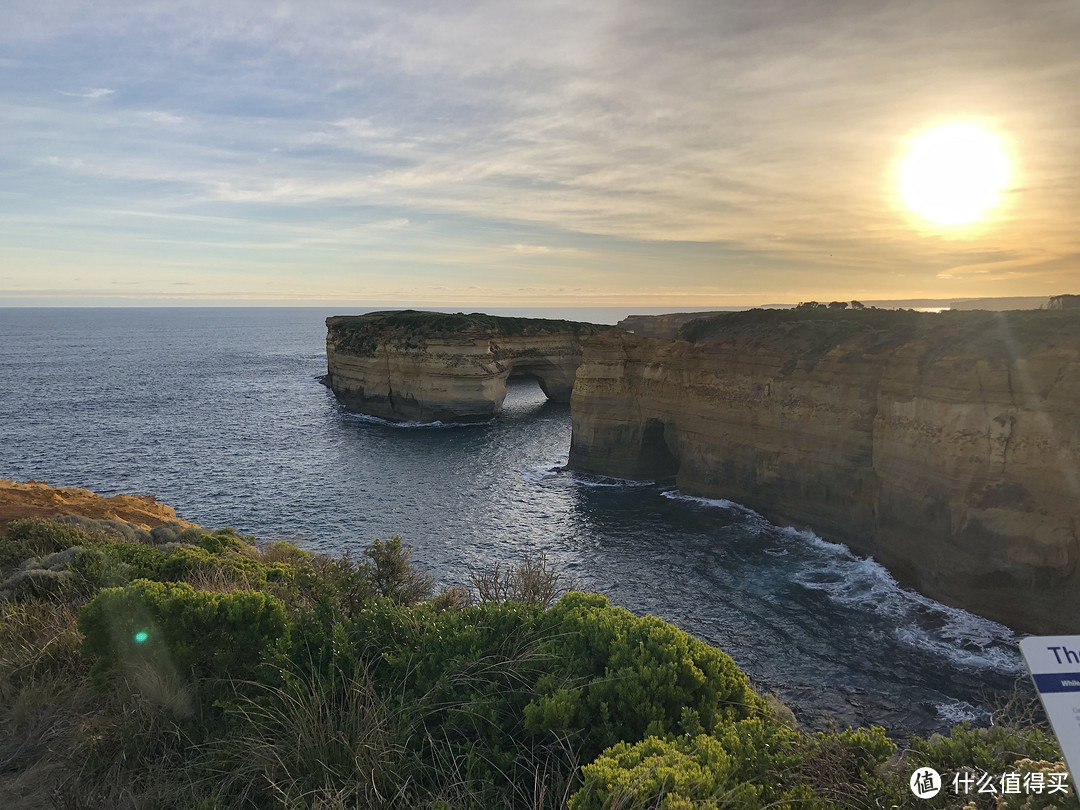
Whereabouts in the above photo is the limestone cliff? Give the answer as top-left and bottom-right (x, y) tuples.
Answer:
(569, 308), (1080, 634)
(326, 311), (606, 422)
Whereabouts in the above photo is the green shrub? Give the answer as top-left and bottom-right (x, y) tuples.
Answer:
(78, 579), (290, 684)
(526, 593), (764, 761)
(569, 722), (815, 810)
(284, 551), (374, 617)
(365, 536), (434, 604)
(0, 518), (101, 570)
(796, 725), (897, 806)
(194, 527), (257, 555)
(145, 544), (292, 589)
(908, 721), (1061, 775)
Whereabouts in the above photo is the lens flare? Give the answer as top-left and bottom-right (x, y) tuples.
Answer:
(134, 630), (149, 644)
(900, 123), (1009, 226)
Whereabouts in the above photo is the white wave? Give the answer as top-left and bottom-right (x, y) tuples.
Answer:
(524, 464), (657, 488)
(936, 700), (989, 726)
(662, 490), (743, 510)
(661, 490), (775, 532)
(787, 538), (1022, 674)
(340, 410), (488, 429)
(521, 464), (563, 483)
(661, 489), (1023, 675)
(569, 472), (657, 488)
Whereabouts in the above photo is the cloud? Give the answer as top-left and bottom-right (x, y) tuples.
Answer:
(3, 0), (1080, 303)
(58, 87), (115, 99)
(139, 111), (185, 126)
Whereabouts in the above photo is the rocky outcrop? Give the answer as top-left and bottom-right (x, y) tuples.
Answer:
(0, 479), (199, 533)
(569, 308), (1080, 634)
(326, 311), (606, 422)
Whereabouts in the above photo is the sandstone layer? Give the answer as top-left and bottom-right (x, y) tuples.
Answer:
(0, 478), (198, 533)
(326, 311), (606, 422)
(569, 308), (1080, 634)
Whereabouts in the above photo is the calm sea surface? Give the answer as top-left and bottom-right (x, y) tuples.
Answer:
(0, 308), (1025, 737)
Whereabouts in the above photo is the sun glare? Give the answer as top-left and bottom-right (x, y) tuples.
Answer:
(900, 123), (1009, 226)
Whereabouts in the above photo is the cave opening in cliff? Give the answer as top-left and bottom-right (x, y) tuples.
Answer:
(639, 418), (680, 479)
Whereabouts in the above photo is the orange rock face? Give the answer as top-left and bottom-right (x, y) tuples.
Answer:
(0, 479), (199, 533)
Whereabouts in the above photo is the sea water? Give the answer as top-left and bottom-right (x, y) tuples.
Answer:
(0, 307), (1024, 737)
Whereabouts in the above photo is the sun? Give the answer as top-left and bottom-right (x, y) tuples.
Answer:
(900, 123), (1009, 226)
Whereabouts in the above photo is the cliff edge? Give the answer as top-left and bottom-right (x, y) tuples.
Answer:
(569, 307), (1080, 633)
(0, 478), (199, 533)
(326, 310), (607, 422)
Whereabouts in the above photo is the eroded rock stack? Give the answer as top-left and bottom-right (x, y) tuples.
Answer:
(325, 310), (606, 423)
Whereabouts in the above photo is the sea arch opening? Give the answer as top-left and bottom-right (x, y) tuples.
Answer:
(505, 358), (576, 403)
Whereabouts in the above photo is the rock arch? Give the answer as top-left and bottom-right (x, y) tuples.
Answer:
(325, 311), (606, 423)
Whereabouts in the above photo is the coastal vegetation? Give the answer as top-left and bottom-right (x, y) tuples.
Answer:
(327, 310), (605, 357)
(678, 305), (1080, 360)
(0, 516), (1070, 809)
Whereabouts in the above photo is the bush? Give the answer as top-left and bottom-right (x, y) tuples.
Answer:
(0, 567), (76, 601)
(569, 722), (814, 810)
(526, 593), (764, 762)
(364, 536), (434, 604)
(78, 579), (290, 684)
(149, 521), (186, 545)
(56, 515), (153, 545)
(0, 518), (101, 570)
(908, 721), (1061, 775)
(797, 725), (896, 806)
(470, 551), (570, 609)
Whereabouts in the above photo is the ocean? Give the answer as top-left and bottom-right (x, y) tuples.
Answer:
(0, 307), (1025, 737)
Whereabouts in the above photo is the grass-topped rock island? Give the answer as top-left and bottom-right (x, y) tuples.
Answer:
(0, 482), (1071, 809)
(325, 311), (606, 423)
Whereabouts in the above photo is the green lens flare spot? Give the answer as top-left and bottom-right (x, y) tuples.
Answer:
(134, 630), (149, 644)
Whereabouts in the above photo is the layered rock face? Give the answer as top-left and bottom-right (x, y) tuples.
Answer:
(570, 308), (1080, 633)
(326, 311), (606, 422)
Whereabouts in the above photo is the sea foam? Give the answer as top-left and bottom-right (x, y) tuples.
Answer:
(340, 410), (488, 429)
(662, 490), (1024, 675)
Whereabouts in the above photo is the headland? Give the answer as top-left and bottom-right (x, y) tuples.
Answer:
(569, 306), (1080, 634)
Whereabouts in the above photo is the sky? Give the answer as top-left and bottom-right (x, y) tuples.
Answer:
(1, 0), (1078, 307)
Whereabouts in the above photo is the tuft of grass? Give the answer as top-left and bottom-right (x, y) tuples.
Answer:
(0, 599), (87, 702)
(206, 661), (410, 808)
